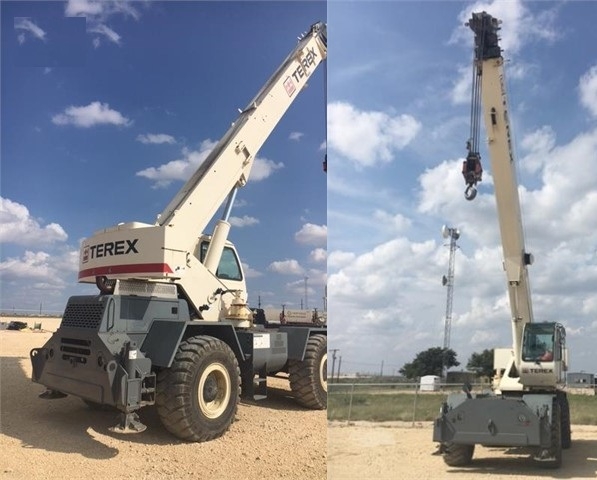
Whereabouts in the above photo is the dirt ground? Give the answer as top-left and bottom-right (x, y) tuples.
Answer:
(328, 421), (597, 480)
(0, 318), (326, 480)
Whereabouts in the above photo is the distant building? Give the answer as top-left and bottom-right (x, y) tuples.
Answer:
(566, 372), (595, 388)
(420, 375), (441, 391)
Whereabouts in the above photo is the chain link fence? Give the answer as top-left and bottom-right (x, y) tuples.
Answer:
(328, 382), (490, 425)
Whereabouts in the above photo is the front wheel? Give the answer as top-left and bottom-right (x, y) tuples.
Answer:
(156, 336), (240, 442)
(559, 392), (571, 449)
(288, 334), (327, 409)
(443, 443), (475, 466)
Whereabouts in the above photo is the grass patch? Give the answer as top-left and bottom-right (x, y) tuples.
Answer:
(569, 394), (597, 425)
(328, 391), (442, 422)
(328, 390), (597, 425)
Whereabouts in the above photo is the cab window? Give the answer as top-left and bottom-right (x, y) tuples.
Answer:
(522, 324), (554, 362)
(200, 243), (243, 281)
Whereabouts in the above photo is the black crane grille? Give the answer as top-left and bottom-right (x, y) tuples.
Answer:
(61, 301), (105, 329)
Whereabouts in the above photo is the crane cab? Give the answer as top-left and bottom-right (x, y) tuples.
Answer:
(519, 322), (567, 388)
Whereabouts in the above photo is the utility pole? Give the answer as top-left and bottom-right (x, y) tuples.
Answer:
(330, 349), (339, 384)
(380, 360), (384, 377)
(337, 356), (342, 382)
(441, 225), (460, 379)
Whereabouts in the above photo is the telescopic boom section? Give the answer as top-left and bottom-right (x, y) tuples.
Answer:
(467, 12), (534, 365)
(156, 22), (327, 244)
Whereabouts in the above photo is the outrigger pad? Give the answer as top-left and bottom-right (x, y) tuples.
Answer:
(39, 389), (68, 399)
(109, 412), (147, 434)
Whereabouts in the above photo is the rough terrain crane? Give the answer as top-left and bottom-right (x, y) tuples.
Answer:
(30, 21), (327, 442)
(433, 12), (570, 468)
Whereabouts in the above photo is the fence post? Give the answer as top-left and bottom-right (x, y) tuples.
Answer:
(412, 383), (419, 427)
(347, 383), (355, 424)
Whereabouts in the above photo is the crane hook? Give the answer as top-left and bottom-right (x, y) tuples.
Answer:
(462, 150), (483, 201)
(464, 184), (478, 201)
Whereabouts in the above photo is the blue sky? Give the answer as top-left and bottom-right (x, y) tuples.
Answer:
(327, 0), (597, 374)
(1, 1), (326, 314)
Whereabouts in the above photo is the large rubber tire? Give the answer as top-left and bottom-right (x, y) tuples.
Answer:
(288, 334), (327, 409)
(156, 336), (240, 442)
(442, 443), (475, 466)
(559, 392), (571, 449)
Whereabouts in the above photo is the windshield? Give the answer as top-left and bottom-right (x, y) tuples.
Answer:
(199, 243), (243, 281)
(522, 324), (555, 362)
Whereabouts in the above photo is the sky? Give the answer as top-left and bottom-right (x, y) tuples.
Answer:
(327, 0), (597, 374)
(1, 1), (327, 314)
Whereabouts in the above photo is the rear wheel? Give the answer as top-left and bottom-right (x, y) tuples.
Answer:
(442, 443), (475, 466)
(156, 336), (240, 442)
(559, 392), (571, 449)
(289, 334), (327, 409)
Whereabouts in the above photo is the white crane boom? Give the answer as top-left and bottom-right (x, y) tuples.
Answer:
(157, 22), (327, 239)
(466, 13), (534, 369)
(464, 12), (566, 390)
(77, 22), (327, 320)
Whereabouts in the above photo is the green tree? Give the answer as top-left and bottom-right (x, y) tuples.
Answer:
(399, 347), (459, 379)
(467, 348), (494, 379)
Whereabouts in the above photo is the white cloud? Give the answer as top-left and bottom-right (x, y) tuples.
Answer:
(295, 223), (327, 247)
(65, 0), (103, 17)
(450, 65), (471, 105)
(1, 251), (53, 281)
(519, 126), (556, 174)
(241, 262), (262, 278)
(0, 198), (67, 246)
(137, 140), (282, 188)
(328, 250), (356, 270)
(250, 157), (284, 181)
(89, 24), (121, 46)
(65, 0), (140, 48)
(136, 140), (216, 188)
(268, 259), (304, 275)
(65, 0), (140, 21)
(579, 65), (597, 118)
(328, 101), (421, 167)
(52, 101), (131, 128)
(229, 215), (259, 228)
(289, 131), (304, 141)
(136, 133), (176, 145)
(373, 210), (412, 233)
(309, 248), (327, 263)
(0, 249), (78, 285)
(14, 18), (47, 43)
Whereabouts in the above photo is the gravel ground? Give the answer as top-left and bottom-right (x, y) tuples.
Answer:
(0, 319), (326, 480)
(328, 420), (597, 479)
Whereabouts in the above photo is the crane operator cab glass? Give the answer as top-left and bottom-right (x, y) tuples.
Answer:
(199, 242), (243, 281)
(522, 322), (565, 363)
